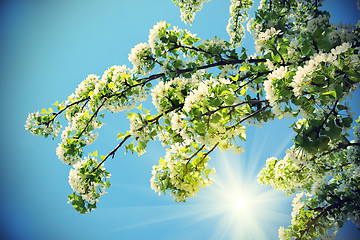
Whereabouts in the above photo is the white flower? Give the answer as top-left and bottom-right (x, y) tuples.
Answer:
(278, 226), (286, 240)
(175, 0), (210, 24)
(68, 157), (110, 204)
(128, 42), (151, 74)
(149, 21), (167, 53)
(232, 146), (245, 154)
(291, 192), (305, 224)
(306, 15), (329, 33)
(311, 176), (327, 195)
(331, 42), (351, 56)
(183, 81), (209, 112)
(255, 27), (282, 45)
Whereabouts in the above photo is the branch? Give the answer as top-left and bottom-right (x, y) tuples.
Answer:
(168, 43), (228, 61)
(175, 58), (267, 77)
(226, 104), (270, 130)
(312, 142), (360, 164)
(196, 143), (219, 169)
(46, 97), (90, 126)
(93, 134), (132, 172)
(271, 44), (286, 65)
(75, 98), (108, 139)
(84, 134), (132, 193)
(298, 196), (355, 239)
(235, 70), (271, 87)
(185, 144), (206, 168)
(202, 100), (268, 117)
(295, 142), (360, 173)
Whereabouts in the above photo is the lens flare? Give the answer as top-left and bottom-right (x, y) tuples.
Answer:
(192, 151), (292, 240)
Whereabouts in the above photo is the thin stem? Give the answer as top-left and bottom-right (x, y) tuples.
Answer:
(75, 98), (108, 140)
(46, 97), (90, 125)
(226, 104), (270, 130)
(202, 100), (268, 117)
(93, 134), (132, 172)
(195, 143), (219, 169)
(298, 196), (354, 239)
(185, 145), (206, 168)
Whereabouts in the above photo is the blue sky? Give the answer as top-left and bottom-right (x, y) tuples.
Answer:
(1, 0), (360, 239)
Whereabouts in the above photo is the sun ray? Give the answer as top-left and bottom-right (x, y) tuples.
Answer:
(102, 131), (293, 239)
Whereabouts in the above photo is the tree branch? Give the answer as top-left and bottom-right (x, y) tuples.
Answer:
(196, 143), (219, 169)
(93, 134), (132, 172)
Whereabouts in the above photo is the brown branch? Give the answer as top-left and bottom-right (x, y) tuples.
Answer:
(84, 134), (132, 193)
(295, 142), (360, 174)
(226, 104), (270, 130)
(196, 143), (219, 169)
(202, 100), (268, 117)
(45, 97), (90, 126)
(311, 142), (359, 164)
(76, 99), (108, 139)
(298, 196), (354, 239)
(93, 134), (132, 172)
(185, 145), (206, 168)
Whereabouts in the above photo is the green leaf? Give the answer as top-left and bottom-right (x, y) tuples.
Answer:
(316, 37), (332, 52)
(337, 104), (346, 110)
(347, 69), (360, 83)
(205, 169), (211, 178)
(342, 117), (352, 128)
(338, 221), (344, 228)
(220, 90), (232, 96)
(210, 113), (222, 123)
(322, 91), (336, 98)
(225, 94), (235, 105)
(93, 150), (98, 158)
(273, 54), (281, 63)
(230, 74), (239, 81)
(279, 45), (287, 55)
(169, 35), (178, 43)
(209, 97), (221, 107)
(240, 64), (247, 71)
(196, 122), (206, 135)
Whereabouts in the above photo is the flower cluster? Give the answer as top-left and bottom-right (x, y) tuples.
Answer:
(291, 42), (352, 97)
(227, 0), (253, 46)
(68, 155), (111, 214)
(172, 0), (211, 24)
(25, 111), (61, 139)
(260, 118), (360, 239)
(263, 66), (290, 117)
(128, 43), (153, 75)
(56, 118), (101, 165)
(150, 142), (215, 202)
(149, 21), (168, 54)
(254, 27), (282, 55)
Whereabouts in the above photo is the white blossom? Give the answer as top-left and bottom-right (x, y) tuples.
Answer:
(149, 21), (167, 53)
(128, 42), (151, 74)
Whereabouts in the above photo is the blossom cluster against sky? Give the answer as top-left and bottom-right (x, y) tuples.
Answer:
(1, 0), (360, 239)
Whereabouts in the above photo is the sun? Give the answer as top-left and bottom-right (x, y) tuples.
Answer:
(106, 148), (292, 240)
(235, 197), (247, 210)
(191, 151), (292, 240)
